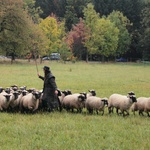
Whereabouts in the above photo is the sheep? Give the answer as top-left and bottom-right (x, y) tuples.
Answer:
(131, 97), (150, 117)
(0, 93), (11, 111)
(81, 90), (96, 108)
(108, 92), (137, 117)
(7, 91), (19, 111)
(59, 90), (72, 104)
(56, 90), (72, 112)
(8, 90), (27, 112)
(20, 90), (41, 113)
(87, 90), (96, 97)
(62, 93), (86, 113)
(85, 96), (108, 115)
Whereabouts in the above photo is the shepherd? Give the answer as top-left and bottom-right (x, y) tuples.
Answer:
(38, 66), (59, 112)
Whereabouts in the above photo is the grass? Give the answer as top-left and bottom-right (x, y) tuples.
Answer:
(0, 59), (150, 150)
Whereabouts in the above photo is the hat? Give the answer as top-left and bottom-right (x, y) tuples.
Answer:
(43, 66), (50, 71)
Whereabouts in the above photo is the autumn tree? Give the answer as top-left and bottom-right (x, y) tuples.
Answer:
(66, 18), (90, 60)
(39, 15), (68, 58)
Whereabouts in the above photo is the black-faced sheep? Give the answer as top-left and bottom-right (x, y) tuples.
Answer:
(131, 97), (150, 117)
(108, 92), (137, 117)
(62, 93), (86, 113)
(85, 96), (108, 115)
(8, 90), (27, 112)
(0, 93), (11, 111)
(20, 90), (41, 113)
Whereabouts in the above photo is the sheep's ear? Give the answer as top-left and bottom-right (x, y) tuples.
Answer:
(57, 90), (61, 96)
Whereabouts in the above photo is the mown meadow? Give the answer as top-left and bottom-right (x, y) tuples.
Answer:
(0, 59), (150, 150)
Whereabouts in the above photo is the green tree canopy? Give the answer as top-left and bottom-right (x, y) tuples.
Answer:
(107, 11), (131, 57)
(140, 1), (150, 60)
(83, 3), (119, 61)
(0, 0), (31, 62)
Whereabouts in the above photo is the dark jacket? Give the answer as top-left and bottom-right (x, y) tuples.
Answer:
(39, 72), (57, 102)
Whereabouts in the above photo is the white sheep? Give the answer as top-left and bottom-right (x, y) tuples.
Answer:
(58, 90), (72, 105)
(8, 90), (27, 112)
(131, 97), (150, 117)
(20, 90), (41, 113)
(108, 92), (137, 117)
(62, 93), (86, 113)
(0, 93), (11, 111)
(85, 96), (108, 115)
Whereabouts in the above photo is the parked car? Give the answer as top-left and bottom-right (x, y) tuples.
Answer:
(42, 56), (50, 60)
(116, 57), (127, 62)
(50, 53), (60, 60)
(0, 55), (9, 59)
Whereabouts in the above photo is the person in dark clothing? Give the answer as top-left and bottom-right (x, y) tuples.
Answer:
(38, 66), (58, 112)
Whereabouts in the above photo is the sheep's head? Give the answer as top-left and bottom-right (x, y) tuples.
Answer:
(101, 99), (108, 106)
(89, 90), (96, 96)
(13, 91), (19, 99)
(32, 91), (41, 99)
(129, 95), (137, 103)
(78, 94), (86, 102)
(0, 87), (4, 93)
(5, 87), (11, 94)
(22, 90), (28, 96)
(3, 94), (11, 102)
(128, 91), (135, 96)
(80, 92), (87, 99)
(67, 90), (72, 95)
(57, 89), (62, 96)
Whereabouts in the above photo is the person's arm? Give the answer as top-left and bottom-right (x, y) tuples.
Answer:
(38, 73), (44, 80)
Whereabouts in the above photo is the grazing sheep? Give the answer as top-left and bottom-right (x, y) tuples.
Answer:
(62, 93), (86, 113)
(108, 92), (137, 117)
(85, 96), (108, 115)
(0, 93), (11, 111)
(20, 90), (41, 113)
(131, 97), (150, 117)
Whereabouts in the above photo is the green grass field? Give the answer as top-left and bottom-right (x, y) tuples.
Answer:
(0, 59), (150, 150)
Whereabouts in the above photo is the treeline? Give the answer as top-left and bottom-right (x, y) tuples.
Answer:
(0, 0), (150, 62)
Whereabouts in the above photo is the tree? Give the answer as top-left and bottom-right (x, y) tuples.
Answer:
(23, 0), (42, 24)
(39, 15), (67, 56)
(83, 3), (119, 61)
(107, 11), (131, 57)
(26, 23), (49, 62)
(0, 0), (31, 63)
(83, 3), (100, 61)
(95, 18), (119, 59)
(140, 1), (150, 60)
(66, 18), (90, 60)
(35, 0), (66, 19)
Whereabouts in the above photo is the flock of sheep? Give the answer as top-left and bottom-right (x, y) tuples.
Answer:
(0, 85), (150, 117)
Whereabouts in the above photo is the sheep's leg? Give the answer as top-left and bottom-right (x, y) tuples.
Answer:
(96, 109), (99, 115)
(139, 110), (144, 116)
(101, 110), (104, 116)
(108, 107), (112, 114)
(147, 112), (150, 117)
